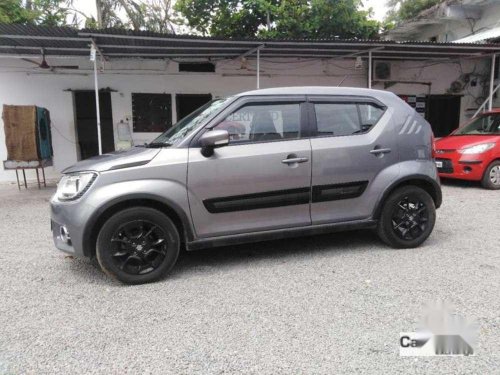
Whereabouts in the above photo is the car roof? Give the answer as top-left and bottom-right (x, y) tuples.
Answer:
(235, 86), (393, 99)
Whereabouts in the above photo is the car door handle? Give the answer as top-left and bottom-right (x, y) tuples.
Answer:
(370, 148), (392, 155)
(281, 157), (309, 164)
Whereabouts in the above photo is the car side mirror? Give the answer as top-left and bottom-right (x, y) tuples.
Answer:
(200, 130), (229, 157)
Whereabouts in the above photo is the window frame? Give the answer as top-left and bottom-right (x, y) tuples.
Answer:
(190, 95), (310, 147)
(307, 96), (387, 139)
(178, 62), (216, 73)
(132, 92), (173, 133)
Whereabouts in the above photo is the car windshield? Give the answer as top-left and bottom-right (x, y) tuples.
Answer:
(454, 113), (500, 135)
(149, 97), (233, 146)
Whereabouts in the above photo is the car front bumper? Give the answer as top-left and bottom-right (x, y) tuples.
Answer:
(50, 195), (95, 258)
(434, 153), (487, 181)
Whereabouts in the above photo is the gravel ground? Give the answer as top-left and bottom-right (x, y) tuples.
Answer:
(0, 180), (499, 374)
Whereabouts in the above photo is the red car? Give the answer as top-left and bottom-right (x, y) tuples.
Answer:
(434, 110), (500, 189)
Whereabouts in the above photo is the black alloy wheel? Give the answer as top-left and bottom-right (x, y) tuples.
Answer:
(377, 186), (436, 248)
(96, 207), (180, 284)
(390, 196), (429, 241)
(110, 220), (168, 275)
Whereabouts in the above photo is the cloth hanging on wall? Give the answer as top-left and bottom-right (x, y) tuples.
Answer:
(3, 105), (39, 161)
(2, 105), (53, 161)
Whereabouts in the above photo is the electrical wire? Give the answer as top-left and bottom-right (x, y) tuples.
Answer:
(50, 121), (77, 145)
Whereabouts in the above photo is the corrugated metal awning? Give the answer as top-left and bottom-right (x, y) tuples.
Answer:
(1, 23), (500, 61)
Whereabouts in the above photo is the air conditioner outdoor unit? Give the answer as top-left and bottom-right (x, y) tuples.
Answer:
(373, 61), (392, 81)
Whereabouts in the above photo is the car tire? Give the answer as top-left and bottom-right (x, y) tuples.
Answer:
(96, 207), (180, 284)
(377, 186), (436, 249)
(481, 160), (500, 190)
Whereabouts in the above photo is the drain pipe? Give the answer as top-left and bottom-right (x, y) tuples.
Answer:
(488, 53), (496, 111)
(91, 40), (102, 155)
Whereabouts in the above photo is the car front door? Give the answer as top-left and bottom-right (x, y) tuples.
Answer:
(308, 96), (399, 224)
(187, 97), (312, 238)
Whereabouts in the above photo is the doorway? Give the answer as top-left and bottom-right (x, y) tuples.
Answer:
(426, 95), (461, 137)
(176, 94), (212, 121)
(74, 91), (115, 159)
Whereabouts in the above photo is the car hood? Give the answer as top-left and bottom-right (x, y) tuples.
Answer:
(435, 134), (500, 150)
(62, 147), (161, 173)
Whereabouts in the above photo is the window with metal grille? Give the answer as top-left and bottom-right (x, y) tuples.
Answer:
(178, 62), (215, 73)
(132, 93), (172, 132)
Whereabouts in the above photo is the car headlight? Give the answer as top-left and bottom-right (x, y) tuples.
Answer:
(56, 172), (97, 201)
(458, 143), (495, 155)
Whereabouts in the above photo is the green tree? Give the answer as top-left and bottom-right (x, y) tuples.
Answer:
(0, 0), (178, 32)
(0, 0), (37, 24)
(0, 0), (71, 26)
(385, 0), (441, 24)
(88, 0), (177, 32)
(141, 0), (178, 33)
(174, 0), (270, 37)
(91, 0), (127, 29)
(175, 0), (380, 38)
(32, 0), (71, 26)
(267, 0), (380, 39)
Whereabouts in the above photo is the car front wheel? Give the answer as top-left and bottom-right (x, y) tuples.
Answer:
(377, 186), (436, 249)
(481, 160), (500, 190)
(96, 207), (180, 284)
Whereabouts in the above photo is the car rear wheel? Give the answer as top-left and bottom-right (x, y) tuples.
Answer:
(377, 186), (436, 249)
(96, 207), (180, 284)
(481, 160), (500, 190)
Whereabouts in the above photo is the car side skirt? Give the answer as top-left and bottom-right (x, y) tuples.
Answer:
(186, 218), (377, 251)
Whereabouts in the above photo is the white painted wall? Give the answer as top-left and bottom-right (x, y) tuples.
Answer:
(387, 2), (500, 42)
(0, 55), (489, 182)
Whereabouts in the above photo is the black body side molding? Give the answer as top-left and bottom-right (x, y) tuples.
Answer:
(312, 181), (368, 203)
(204, 187), (310, 213)
(203, 181), (369, 214)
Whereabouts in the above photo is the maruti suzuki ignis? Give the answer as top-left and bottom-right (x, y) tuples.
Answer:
(51, 87), (442, 284)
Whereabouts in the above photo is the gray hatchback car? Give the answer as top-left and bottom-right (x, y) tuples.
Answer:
(51, 87), (442, 284)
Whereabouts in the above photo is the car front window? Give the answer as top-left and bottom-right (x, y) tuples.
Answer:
(213, 103), (301, 144)
(149, 97), (233, 146)
(454, 114), (500, 135)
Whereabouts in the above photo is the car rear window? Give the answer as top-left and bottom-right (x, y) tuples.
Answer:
(314, 102), (384, 137)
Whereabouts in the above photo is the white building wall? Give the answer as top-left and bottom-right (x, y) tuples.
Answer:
(444, 2), (500, 42)
(387, 2), (500, 42)
(0, 55), (488, 182)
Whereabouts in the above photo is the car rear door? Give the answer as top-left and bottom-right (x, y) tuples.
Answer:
(308, 96), (399, 224)
(187, 96), (312, 238)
